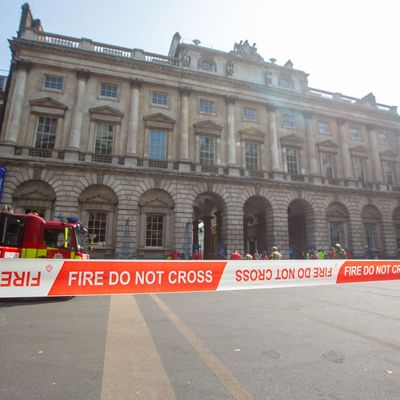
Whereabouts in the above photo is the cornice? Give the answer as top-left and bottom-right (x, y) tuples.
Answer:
(2, 155), (400, 200)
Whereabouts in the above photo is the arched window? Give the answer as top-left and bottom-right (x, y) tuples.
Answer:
(198, 58), (216, 72)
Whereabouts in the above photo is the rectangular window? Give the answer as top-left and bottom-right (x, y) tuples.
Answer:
(245, 142), (259, 170)
(378, 133), (388, 145)
(383, 161), (394, 185)
(199, 99), (215, 114)
(282, 112), (295, 127)
(152, 91), (169, 107)
(95, 124), (114, 155)
(146, 214), (164, 247)
(199, 135), (215, 166)
(35, 116), (57, 149)
(88, 211), (107, 243)
(364, 223), (378, 250)
(286, 147), (298, 175)
(349, 127), (361, 140)
(278, 77), (293, 88)
(149, 130), (167, 160)
(243, 107), (257, 121)
(318, 121), (329, 134)
(354, 157), (366, 182)
(43, 74), (63, 91)
(321, 152), (334, 178)
(329, 222), (344, 246)
(100, 83), (118, 98)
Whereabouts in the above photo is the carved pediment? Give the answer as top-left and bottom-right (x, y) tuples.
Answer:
(327, 205), (348, 219)
(89, 106), (124, 118)
(362, 205), (381, 221)
(350, 145), (369, 154)
(193, 120), (223, 131)
(143, 113), (175, 124)
(239, 127), (265, 143)
(13, 189), (54, 201)
(143, 113), (175, 129)
(29, 97), (68, 110)
(317, 139), (339, 149)
(380, 150), (398, 160)
(280, 133), (304, 147)
(139, 196), (174, 209)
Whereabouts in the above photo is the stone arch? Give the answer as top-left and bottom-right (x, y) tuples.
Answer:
(243, 195), (273, 256)
(193, 191), (226, 259)
(392, 207), (400, 255)
(361, 204), (383, 258)
(326, 202), (350, 249)
(78, 184), (119, 258)
(287, 198), (315, 257)
(137, 189), (175, 259)
(12, 180), (56, 219)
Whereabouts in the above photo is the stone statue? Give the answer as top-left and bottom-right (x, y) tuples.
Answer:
(225, 59), (234, 77)
(230, 39), (264, 62)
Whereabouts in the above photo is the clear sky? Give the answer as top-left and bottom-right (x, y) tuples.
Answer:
(1, 0), (399, 108)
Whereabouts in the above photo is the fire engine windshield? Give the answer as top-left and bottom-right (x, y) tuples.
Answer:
(74, 225), (89, 253)
(0, 213), (25, 247)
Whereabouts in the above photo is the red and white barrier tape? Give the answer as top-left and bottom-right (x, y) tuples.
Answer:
(0, 259), (400, 298)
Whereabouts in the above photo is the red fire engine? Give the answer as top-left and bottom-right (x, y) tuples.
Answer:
(0, 212), (90, 259)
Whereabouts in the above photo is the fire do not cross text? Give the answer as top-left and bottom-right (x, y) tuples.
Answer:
(67, 269), (213, 287)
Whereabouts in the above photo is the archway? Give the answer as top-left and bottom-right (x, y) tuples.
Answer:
(287, 199), (314, 257)
(243, 196), (273, 255)
(326, 202), (350, 249)
(12, 180), (56, 219)
(362, 204), (382, 258)
(78, 184), (119, 258)
(193, 192), (225, 259)
(393, 207), (400, 256)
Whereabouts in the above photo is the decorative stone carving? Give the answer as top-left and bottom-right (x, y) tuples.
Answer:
(129, 78), (143, 88)
(230, 40), (264, 62)
(225, 59), (234, 77)
(284, 59), (293, 69)
(264, 69), (272, 85)
(76, 69), (90, 81)
(180, 49), (191, 67)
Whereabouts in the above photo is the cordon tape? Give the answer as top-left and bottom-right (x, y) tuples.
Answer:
(0, 259), (400, 298)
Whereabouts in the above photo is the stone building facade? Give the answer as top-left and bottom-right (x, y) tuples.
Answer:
(1, 3), (400, 259)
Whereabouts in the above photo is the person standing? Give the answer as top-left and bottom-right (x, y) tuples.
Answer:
(269, 246), (283, 260)
(230, 249), (242, 260)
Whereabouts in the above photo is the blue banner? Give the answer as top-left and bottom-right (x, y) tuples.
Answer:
(0, 165), (7, 203)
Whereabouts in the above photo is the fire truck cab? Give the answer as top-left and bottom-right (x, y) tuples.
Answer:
(0, 212), (89, 259)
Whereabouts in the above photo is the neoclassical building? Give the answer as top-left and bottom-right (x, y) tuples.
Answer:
(1, 3), (400, 259)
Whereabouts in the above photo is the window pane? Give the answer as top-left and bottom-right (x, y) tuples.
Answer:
(152, 91), (168, 106)
(354, 158), (366, 182)
(35, 116), (57, 149)
(321, 153), (334, 178)
(383, 161), (394, 185)
(88, 212), (107, 243)
(329, 222), (344, 246)
(199, 99), (215, 114)
(199, 135), (214, 166)
(243, 107), (257, 121)
(245, 142), (259, 170)
(149, 130), (167, 160)
(95, 124), (114, 155)
(146, 215), (164, 247)
(286, 147), (298, 175)
(199, 60), (215, 71)
(101, 83), (118, 98)
(318, 122), (329, 134)
(349, 127), (361, 140)
(44, 74), (63, 90)
(283, 113), (295, 127)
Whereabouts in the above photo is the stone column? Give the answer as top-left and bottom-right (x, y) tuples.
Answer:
(202, 216), (213, 259)
(3, 61), (31, 144)
(126, 79), (142, 163)
(68, 69), (89, 150)
(336, 119), (353, 180)
(303, 111), (318, 175)
(367, 124), (384, 184)
(266, 103), (282, 172)
(179, 87), (191, 161)
(225, 96), (236, 166)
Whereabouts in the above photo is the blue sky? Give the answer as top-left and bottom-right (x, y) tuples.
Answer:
(2, 0), (399, 108)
